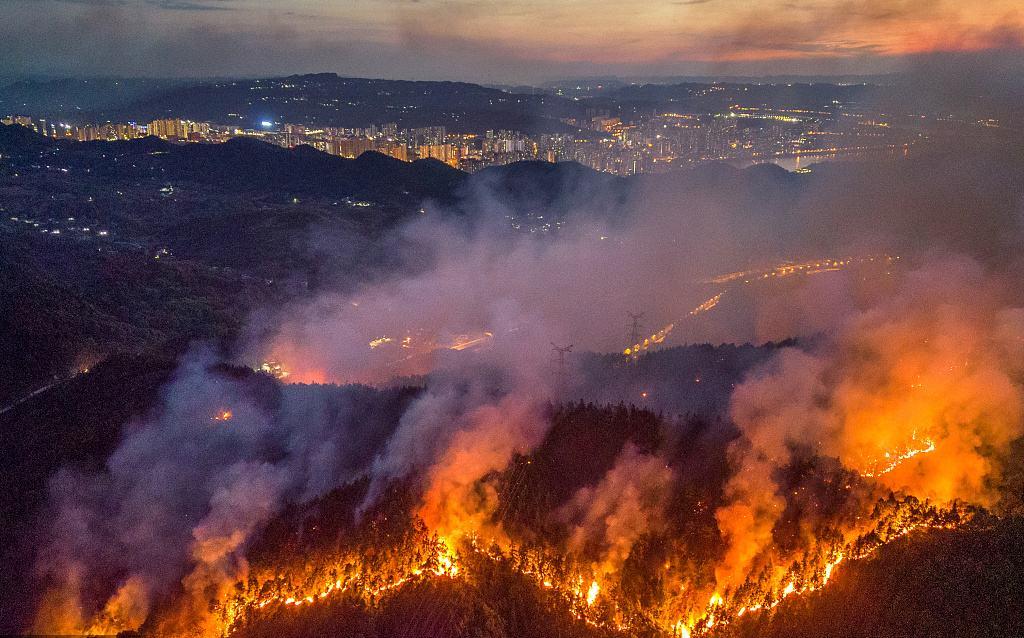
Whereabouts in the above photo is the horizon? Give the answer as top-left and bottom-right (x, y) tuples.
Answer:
(0, 68), (908, 86)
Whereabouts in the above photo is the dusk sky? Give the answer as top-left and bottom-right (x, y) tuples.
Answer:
(3, 0), (1023, 81)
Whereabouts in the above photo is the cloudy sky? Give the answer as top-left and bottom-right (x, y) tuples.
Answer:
(3, 0), (1022, 81)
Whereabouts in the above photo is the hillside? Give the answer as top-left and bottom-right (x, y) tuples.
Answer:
(0, 125), (466, 402)
(724, 518), (1024, 638)
(3, 122), (1023, 406)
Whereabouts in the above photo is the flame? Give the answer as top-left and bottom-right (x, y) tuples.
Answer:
(706, 255), (896, 285)
(689, 292), (723, 316)
(860, 435), (937, 477)
(212, 410), (233, 421)
(434, 538), (460, 577)
(255, 360), (289, 379)
(368, 336), (393, 349)
(196, 493), (967, 638)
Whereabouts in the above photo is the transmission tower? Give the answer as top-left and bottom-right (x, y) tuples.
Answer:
(626, 311), (645, 361)
(550, 342), (573, 375)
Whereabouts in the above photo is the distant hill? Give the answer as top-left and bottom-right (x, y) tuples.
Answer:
(607, 82), (877, 112)
(91, 74), (582, 134)
(0, 77), (186, 119)
(0, 124), (465, 206)
(0, 125), (466, 402)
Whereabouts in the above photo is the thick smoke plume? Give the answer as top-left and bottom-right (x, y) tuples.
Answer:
(716, 256), (1024, 593)
(31, 350), (409, 634)
(561, 445), (674, 579)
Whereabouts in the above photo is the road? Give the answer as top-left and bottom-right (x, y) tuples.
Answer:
(0, 375), (71, 416)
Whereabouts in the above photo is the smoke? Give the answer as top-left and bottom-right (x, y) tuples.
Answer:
(560, 445), (674, 579)
(242, 106), (1024, 606)
(249, 197), (719, 385)
(30, 349), (411, 633)
(716, 255), (1024, 592)
(415, 391), (547, 544)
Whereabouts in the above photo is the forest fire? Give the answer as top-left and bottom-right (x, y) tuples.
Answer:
(196, 475), (971, 638)
(859, 435), (937, 478)
(623, 254), (887, 361)
(255, 361), (289, 379)
(706, 255), (897, 286)
(244, 539), (460, 614)
(29, 248), (1023, 638)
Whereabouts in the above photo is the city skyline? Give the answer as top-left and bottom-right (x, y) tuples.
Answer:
(2, 0), (1022, 82)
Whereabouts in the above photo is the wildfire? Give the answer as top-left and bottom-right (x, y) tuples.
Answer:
(667, 511), (960, 638)
(255, 360), (289, 379)
(624, 322), (675, 357)
(860, 435), (937, 478)
(218, 535), (463, 634)
(706, 255), (897, 285)
(689, 293), (723, 316)
(433, 538), (460, 576)
(368, 336), (393, 349)
(54, 249), (1012, 638)
(205, 493), (967, 638)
